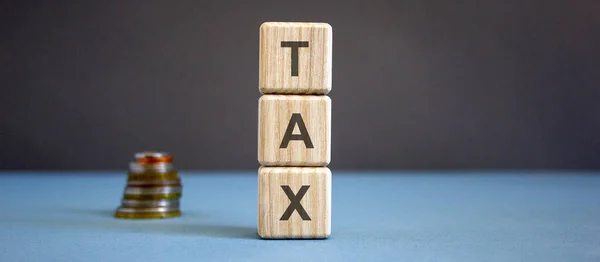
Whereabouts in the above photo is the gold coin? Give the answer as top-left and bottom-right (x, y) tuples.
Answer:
(127, 172), (179, 181)
(123, 193), (182, 200)
(114, 210), (181, 219)
(127, 179), (181, 186)
(124, 186), (182, 195)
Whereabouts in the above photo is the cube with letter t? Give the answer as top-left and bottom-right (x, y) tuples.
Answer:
(259, 22), (332, 95)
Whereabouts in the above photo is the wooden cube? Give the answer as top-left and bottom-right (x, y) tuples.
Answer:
(258, 95), (331, 166)
(259, 22), (332, 95)
(258, 167), (331, 239)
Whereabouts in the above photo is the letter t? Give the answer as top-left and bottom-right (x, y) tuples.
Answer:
(281, 41), (309, 76)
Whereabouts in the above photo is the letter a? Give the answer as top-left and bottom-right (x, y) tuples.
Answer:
(280, 113), (314, 148)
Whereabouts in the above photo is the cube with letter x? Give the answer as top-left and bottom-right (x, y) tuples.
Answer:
(258, 167), (331, 239)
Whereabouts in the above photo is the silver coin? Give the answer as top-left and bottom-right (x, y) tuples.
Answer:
(127, 179), (181, 186)
(121, 199), (180, 208)
(134, 151), (171, 159)
(116, 206), (180, 213)
(129, 162), (175, 174)
(124, 186), (182, 195)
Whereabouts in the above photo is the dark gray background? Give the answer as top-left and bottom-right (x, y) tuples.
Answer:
(1, 0), (599, 170)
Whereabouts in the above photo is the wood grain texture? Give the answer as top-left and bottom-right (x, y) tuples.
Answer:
(259, 22), (332, 95)
(258, 95), (331, 166)
(258, 167), (331, 239)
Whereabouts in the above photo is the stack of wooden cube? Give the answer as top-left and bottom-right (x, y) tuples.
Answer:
(257, 22), (333, 239)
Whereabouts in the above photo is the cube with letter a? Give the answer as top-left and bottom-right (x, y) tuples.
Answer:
(258, 95), (331, 167)
(258, 167), (331, 239)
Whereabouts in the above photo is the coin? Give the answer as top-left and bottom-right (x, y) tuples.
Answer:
(127, 172), (179, 181)
(134, 151), (170, 159)
(114, 206), (181, 219)
(135, 152), (173, 164)
(127, 179), (181, 186)
(129, 162), (174, 174)
(124, 186), (182, 195)
(121, 199), (180, 208)
(115, 206), (180, 213)
(114, 210), (181, 219)
(122, 193), (182, 200)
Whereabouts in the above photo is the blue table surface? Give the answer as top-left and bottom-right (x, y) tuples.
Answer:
(0, 171), (599, 262)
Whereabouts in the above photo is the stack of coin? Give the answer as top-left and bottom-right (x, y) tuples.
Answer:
(115, 152), (182, 219)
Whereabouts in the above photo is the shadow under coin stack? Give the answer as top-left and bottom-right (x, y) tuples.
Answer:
(115, 152), (182, 219)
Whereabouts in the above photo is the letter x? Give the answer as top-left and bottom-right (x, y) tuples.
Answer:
(280, 185), (311, 221)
